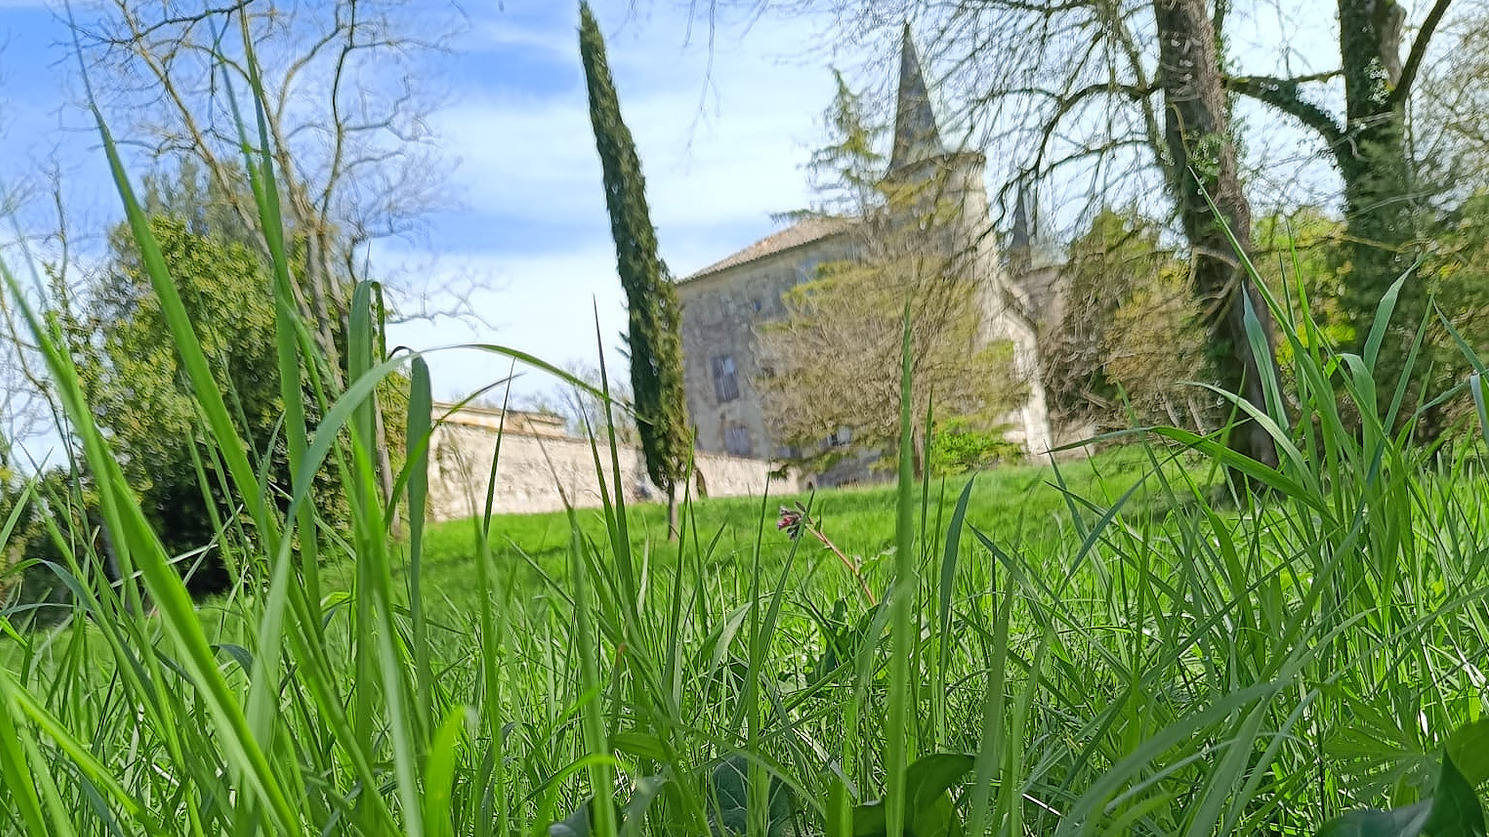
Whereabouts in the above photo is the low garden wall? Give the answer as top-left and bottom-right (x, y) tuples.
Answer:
(426, 409), (798, 521)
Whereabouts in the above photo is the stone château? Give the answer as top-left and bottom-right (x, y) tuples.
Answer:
(675, 27), (1053, 485)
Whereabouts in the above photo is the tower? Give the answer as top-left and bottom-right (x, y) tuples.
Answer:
(889, 23), (945, 173)
(883, 26), (1053, 455)
(1009, 179), (1034, 275)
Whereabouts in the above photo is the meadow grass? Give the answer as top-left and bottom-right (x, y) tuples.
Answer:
(2, 19), (1489, 837)
(378, 448), (1187, 624)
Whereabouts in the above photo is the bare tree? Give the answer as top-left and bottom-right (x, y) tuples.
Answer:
(0, 171), (86, 469)
(1154, 0), (1280, 473)
(74, 0), (461, 513)
(753, 67), (1028, 475)
(499, 362), (641, 445)
(701, 0), (1281, 476)
(757, 177), (1026, 475)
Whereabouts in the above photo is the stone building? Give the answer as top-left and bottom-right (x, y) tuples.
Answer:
(676, 28), (1053, 484)
(425, 402), (796, 520)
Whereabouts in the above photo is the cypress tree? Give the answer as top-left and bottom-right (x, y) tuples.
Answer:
(578, 2), (691, 536)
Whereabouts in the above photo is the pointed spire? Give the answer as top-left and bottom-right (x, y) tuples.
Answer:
(889, 23), (945, 173)
(1010, 180), (1033, 272)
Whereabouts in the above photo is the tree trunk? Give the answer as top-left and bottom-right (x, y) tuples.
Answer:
(1337, 0), (1421, 411)
(1153, 0), (1282, 483)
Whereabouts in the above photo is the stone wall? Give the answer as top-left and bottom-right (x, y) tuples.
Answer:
(676, 234), (855, 463)
(426, 406), (799, 521)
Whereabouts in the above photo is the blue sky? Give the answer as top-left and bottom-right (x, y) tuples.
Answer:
(0, 1), (855, 435)
(0, 0), (1359, 461)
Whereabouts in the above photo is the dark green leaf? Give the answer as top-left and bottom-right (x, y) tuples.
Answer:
(1426, 754), (1487, 837)
(707, 754), (796, 837)
(851, 802), (887, 837)
(1317, 802), (1431, 837)
(905, 754), (974, 837)
(903, 754), (976, 813)
(1448, 721), (1489, 788)
(850, 755), (975, 837)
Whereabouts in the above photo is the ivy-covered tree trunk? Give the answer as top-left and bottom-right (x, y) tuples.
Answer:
(579, 3), (692, 538)
(1153, 0), (1281, 480)
(1337, 0), (1422, 408)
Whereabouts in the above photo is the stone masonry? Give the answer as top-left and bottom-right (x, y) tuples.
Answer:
(425, 401), (798, 522)
(675, 26), (1053, 486)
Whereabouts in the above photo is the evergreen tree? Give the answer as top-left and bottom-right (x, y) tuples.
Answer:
(57, 162), (408, 594)
(578, 2), (691, 536)
(804, 69), (885, 217)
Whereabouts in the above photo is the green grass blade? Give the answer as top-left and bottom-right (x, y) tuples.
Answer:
(887, 304), (918, 837)
(408, 356), (435, 753)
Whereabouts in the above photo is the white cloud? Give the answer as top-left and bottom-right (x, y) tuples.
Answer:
(377, 2), (859, 403)
(381, 243), (630, 401)
(433, 6), (845, 272)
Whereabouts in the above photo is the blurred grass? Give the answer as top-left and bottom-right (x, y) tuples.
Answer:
(361, 447), (1199, 623)
(3, 8), (1489, 835)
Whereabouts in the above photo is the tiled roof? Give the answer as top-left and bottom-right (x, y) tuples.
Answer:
(681, 216), (852, 282)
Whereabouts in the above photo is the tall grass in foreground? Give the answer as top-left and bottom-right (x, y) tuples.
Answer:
(3, 25), (1489, 837)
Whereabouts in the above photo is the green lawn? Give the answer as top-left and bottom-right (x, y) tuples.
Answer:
(356, 446), (1201, 623)
(8, 422), (1489, 837)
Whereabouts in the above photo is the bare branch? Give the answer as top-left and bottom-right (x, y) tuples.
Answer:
(1225, 72), (1348, 168)
(1390, 0), (1453, 107)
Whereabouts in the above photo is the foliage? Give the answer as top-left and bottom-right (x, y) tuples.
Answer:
(1429, 193), (1489, 351)
(1042, 209), (1211, 431)
(759, 246), (1024, 474)
(59, 214), (294, 588)
(1316, 751), (1486, 837)
(578, 3), (691, 511)
(57, 207), (404, 593)
(926, 418), (1019, 476)
(1412, 192), (1489, 434)
(1251, 208), (1353, 351)
(0, 468), (101, 628)
(804, 68), (886, 217)
(758, 76), (1024, 474)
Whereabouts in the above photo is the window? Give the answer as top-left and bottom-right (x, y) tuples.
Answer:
(828, 426), (852, 448)
(724, 425), (753, 457)
(711, 354), (740, 403)
(795, 257), (823, 283)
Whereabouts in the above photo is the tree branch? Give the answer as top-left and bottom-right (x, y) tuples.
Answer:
(1022, 81), (1157, 181)
(1390, 0), (1453, 108)
(1225, 72), (1347, 168)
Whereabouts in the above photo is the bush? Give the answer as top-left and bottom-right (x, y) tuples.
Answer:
(928, 418), (1021, 475)
(59, 212), (408, 595)
(0, 467), (105, 629)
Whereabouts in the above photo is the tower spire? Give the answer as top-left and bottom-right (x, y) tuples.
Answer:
(1010, 180), (1033, 272)
(889, 23), (945, 172)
